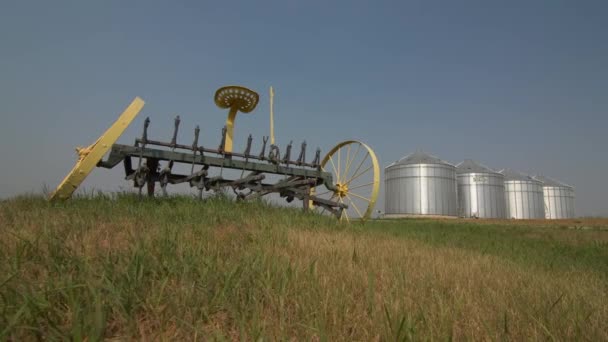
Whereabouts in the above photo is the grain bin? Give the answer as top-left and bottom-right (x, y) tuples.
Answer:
(533, 175), (575, 219)
(456, 159), (506, 218)
(385, 152), (458, 218)
(500, 169), (545, 219)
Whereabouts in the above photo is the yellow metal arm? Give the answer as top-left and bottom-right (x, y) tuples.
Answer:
(224, 106), (239, 153)
(49, 97), (145, 200)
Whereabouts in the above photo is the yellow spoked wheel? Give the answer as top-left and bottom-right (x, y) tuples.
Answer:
(311, 140), (380, 222)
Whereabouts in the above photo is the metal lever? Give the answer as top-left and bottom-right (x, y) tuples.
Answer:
(269, 144), (280, 164)
(283, 140), (293, 164)
(137, 117), (151, 169)
(296, 141), (307, 165)
(191, 125), (200, 174)
(244, 134), (253, 159)
(192, 125), (200, 151)
(218, 126), (227, 153)
(170, 115), (181, 147)
(259, 136), (268, 160)
(141, 117), (150, 145)
(312, 148), (321, 169)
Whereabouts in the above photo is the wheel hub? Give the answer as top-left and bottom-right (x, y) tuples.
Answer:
(335, 182), (348, 198)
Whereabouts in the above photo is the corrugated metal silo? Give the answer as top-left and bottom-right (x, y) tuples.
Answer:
(385, 152), (458, 217)
(456, 159), (506, 218)
(500, 169), (545, 219)
(533, 175), (575, 219)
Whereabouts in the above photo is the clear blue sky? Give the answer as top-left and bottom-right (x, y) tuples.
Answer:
(1, 0), (606, 216)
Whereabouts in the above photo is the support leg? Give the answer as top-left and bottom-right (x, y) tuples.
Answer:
(303, 185), (310, 212)
(146, 158), (159, 197)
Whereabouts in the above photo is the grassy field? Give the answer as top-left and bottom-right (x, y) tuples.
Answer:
(1, 195), (607, 340)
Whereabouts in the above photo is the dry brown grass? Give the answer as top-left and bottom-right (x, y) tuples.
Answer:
(276, 229), (608, 340)
(1, 195), (606, 340)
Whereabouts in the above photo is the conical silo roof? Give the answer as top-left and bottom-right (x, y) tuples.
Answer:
(456, 159), (500, 174)
(533, 175), (573, 189)
(499, 169), (538, 182)
(388, 151), (454, 168)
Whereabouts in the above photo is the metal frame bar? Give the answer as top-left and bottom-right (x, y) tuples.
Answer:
(100, 144), (337, 190)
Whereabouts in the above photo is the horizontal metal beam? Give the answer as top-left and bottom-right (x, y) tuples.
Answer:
(101, 144), (336, 188)
(136, 139), (320, 169)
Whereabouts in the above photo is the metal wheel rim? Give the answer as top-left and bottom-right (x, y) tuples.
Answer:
(311, 140), (380, 222)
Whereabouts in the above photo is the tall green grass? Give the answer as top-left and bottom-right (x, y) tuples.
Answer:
(364, 219), (608, 278)
(1, 195), (606, 340)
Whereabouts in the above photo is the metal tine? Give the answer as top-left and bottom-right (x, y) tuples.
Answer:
(170, 115), (181, 147)
(138, 117), (151, 168)
(218, 126), (227, 154)
(283, 141), (293, 164)
(192, 125), (200, 151)
(239, 134), (253, 178)
(244, 134), (253, 160)
(141, 117), (150, 145)
(259, 136), (268, 160)
(191, 125), (200, 174)
(296, 141), (307, 165)
(269, 144), (280, 164)
(189, 125), (208, 200)
(134, 117), (151, 199)
(158, 115), (180, 197)
(312, 148), (321, 169)
(218, 126), (228, 176)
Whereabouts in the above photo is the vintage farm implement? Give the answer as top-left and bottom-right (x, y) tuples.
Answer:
(50, 85), (379, 221)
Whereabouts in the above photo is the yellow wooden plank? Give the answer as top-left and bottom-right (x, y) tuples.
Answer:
(49, 97), (145, 201)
